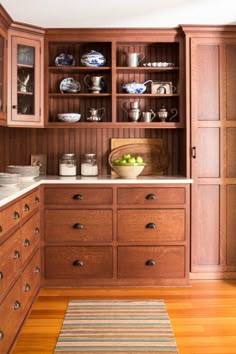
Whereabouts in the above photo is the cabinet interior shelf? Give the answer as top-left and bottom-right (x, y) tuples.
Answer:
(116, 66), (179, 72)
(117, 93), (179, 98)
(17, 64), (34, 69)
(45, 121), (184, 129)
(49, 93), (111, 97)
(48, 66), (111, 72)
(17, 91), (34, 95)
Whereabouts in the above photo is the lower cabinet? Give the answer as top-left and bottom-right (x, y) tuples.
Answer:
(43, 183), (190, 286)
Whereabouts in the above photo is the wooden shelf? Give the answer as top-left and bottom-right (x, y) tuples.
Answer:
(116, 93), (179, 98)
(49, 93), (111, 98)
(48, 66), (111, 72)
(116, 66), (179, 71)
(45, 121), (184, 129)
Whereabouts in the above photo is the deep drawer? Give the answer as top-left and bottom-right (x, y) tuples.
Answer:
(45, 209), (113, 242)
(45, 246), (113, 278)
(118, 246), (185, 278)
(44, 187), (113, 205)
(117, 187), (185, 205)
(118, 209), (185, 241)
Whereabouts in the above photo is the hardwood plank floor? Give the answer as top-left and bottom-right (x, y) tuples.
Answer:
(12, 280), (236, 354)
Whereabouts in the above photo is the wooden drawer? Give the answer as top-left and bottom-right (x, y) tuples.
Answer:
(44, 187), (113, 205)
(0, 277), (22, 354)
(21, 212), (40, 265)
(21, 188), (40, 220)
(45, 209), (112, 242)
(0, 229), (21, 299)
(117, 187), (185, 205)
(45, 246), (113, 278)
(118, 209), (185, 242)
(21, 249), (41, 318)
(118, 246), (185, 278)
(1, 200), (21, 236)
(0, 211), (3, 238)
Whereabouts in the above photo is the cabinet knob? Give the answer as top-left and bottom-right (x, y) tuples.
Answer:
(25, 283), (31, 292)
(0, 330), (4, 340)
(12, 105), (17, 109)
(24, 239), (30, 247)
(14, 300), (21, 310)
(146, 259), (156, 266)
(34, 196), (40, 203)
(24, 203), (30, 211)
(0, 272), (3, 280)
(0, 225), (2, 233)
(13, 250), (20, 259)
(73, 223), (84, 230)
(34, 227), (40, 234)
(13, 211), (20, 219)
(146, 193), (156, 200)
(73, 194), (83, 200)
(73, 260), (84, 267)
(146, 222), (156, 229)
(35, 266), (41, 273)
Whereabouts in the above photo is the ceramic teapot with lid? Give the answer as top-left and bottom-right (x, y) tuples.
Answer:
(157, 105), (178, 122)
(122, 80), (152, 94)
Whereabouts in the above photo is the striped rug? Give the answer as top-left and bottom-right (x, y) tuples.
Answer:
(54, 300), (178, 353)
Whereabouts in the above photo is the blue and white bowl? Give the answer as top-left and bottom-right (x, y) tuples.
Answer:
(55, 53), (75, 66)
(81, 50), (106, 67)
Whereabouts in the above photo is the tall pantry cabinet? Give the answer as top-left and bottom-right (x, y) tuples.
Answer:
(184, 26), (236, 279)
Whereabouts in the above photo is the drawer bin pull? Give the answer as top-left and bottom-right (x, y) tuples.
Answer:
(14, 300), (21, 310)
(25, 283), (31, 292)
(35, 196), (40, 203)
(73, 223), (84, 230)
(0, 225), (2, 233)
(34, 227), (40, 234)
(24, 204), (30, 211)
(146, 193), (156, 200)
(0, 272), (3, 280)
(73, 260), (84, 267)
(35, 267), (41, 273)
(146, 259), (156, 266)
(0, 330), (4, 340)
(73, 194), (83, 200)
(13, 250), (20, 259)
(24, 239), (30, 247)
(13, 211), (20, 219)
(146, 222), (156, 229)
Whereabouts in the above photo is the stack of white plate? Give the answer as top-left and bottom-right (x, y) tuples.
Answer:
(0, 172), (20, 186)
(6, 165), (40, 181)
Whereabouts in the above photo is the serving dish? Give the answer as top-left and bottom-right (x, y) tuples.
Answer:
(59, 77), (81, 93)
(55, 53), (75, 66)
(6, 165), (40, 181)
(81, 50), (106, 67)
(57, 113), (81, 123)
(0, 172), (20, 186)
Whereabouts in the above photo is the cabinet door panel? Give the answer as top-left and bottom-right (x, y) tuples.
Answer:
(226, 45), (236, 121)
(226, 128), (236, 178)
(226, 185), (236, 265)
(198, 128), (220, 178)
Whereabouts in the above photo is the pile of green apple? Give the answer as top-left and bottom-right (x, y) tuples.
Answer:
(112, 153), (146, 166)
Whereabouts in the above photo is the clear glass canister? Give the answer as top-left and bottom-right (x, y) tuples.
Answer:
(81, 153), (98, 176)
(59, 153), (77, 176)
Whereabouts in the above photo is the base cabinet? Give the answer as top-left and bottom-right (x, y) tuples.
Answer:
(43, 183), (190, 287)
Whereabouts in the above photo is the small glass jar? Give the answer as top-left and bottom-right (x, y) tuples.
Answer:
(81, 153), (98, 176)
(59, 153), (77, 176)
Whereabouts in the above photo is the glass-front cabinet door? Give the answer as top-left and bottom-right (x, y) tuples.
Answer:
(8, 30), (44, 127)
(0, 28), (7, 125)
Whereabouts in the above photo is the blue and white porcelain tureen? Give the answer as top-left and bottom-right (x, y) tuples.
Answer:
(81, 50), (106, 67)
(122, 80), (153, 94)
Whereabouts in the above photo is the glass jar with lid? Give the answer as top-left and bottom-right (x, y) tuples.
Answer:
(81, 153), (98, 176)
(59, 153), (77, 176)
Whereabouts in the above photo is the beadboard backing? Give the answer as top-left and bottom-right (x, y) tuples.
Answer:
(0, 127), (185, 176)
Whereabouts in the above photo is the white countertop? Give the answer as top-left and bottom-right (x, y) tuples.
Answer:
(0, 175), (193, 208)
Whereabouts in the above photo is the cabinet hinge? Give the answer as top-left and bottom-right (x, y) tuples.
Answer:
(39, 107), (41, 116)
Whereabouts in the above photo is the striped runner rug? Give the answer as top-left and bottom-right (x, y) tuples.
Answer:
(54, 300), (178, 353)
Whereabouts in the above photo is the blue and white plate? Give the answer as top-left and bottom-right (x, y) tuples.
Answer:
(55, 53), (75, 66)
(81, 50), (106, 67)
(60, 78), (81, 93)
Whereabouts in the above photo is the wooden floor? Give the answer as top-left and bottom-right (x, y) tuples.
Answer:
(12, 280), (236, 354)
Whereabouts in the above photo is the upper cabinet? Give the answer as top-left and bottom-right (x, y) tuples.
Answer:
(7, 24), (44, 127)
(44, 29), (185, 128)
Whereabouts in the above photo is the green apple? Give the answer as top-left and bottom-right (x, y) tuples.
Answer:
(135, 156), (143, 164)
(127, 157), (136, 164)
(122, 153), (131, 160)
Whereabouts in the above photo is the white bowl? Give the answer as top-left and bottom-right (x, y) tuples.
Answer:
(111, 165), (145, 179)
(57, 113), (81, 123)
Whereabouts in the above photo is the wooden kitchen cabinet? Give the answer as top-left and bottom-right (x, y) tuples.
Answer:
(184, 26), (236, 279)
(43, 183), (190, 286)
(7, 24), (44, 127)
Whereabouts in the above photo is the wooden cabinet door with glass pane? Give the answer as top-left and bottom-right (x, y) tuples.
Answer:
(8, 26), (44, 127)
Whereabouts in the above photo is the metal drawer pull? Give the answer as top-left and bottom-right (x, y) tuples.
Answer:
(35, 196), (40, 203)
(73, 260), (84, 267)
(73, 223), (84, 230)
(24, 203), (30, 211)
(13, 211), (20, 219)
(13, 250), (20, 259)
(146, 222), (156, 229)
(35, 266), (41, 273)
(0, 272), (3, 280)
(192, 146), (196, 159)
(24, 239), (30, 247)
(146, 193), (156, 200)
(0, 225), (2, 233)
(25, 283), (31, 292)
(34, 227), (40, 234)
(73, 194), (83, 200)
(146, 259), (156, 266)
(14, 300), (21, 310)
(0, 330), (4, 340)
